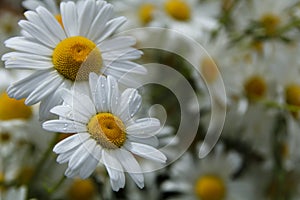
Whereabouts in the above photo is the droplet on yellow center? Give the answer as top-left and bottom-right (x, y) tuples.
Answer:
(138, 4), (156, 24)
(0, 92), (32, 121)
(244, 75), (267, 100)
(164, 0), (191, 21)
(52, 36), (102, 81)
(68, 179), (96, 200)
(201, 57), (219, 83)
(55, 14), (64, 28)
(87, 113), (126, 149)
(194, 175), (226, 200)
(285, 84), (300, 107)
(260, 13), (281, 36)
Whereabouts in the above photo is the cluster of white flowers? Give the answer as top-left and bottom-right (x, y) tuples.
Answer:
(1, 0), (300, 199)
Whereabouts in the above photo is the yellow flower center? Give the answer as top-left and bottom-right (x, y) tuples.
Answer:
(52, 36), (102, 81)
(194, 175), (226, 200)
(0, 132), (11, 143)
(138, 4), (156, 25)
(68, 179), (96, 200)
(0, 92), (32, 121)
(17, 166), (34, 185)
(251, 40), (264, 54)
(244, 75), (267, 100)
(260, 13), (281, 36)
(200, 57), (219, 84)
(87, 113), (126, 149)
(0, 172), (4, 192)
(285, 84), (300, 107)
(55, 14), (64, 28)
(164, 0), (191, 21)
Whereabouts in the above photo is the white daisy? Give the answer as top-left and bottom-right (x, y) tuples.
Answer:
(162, 144), (254, 200)
(43, 74), (167, 191)
(233, 0), (296, 36)
(2, 0), (146, 120)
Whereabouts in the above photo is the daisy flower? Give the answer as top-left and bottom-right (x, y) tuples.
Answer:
(2, 0), (145, 120)
(234, 0), (296, 37)
(162, 144), (254, 200)
(43, 74), (167, 191)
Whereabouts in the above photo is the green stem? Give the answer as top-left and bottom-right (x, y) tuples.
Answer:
(26, 134), (59, 198)
(48, 175), (66, 195)
(271, 112), (288, 200)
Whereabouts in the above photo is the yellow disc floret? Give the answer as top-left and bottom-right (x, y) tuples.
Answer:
(260, 13), (281, 36)
(0, 172), (5, 192)
(68, 179), (96, 200)
(138, 4), (156, 25)
(0, 92), (32, 121)
(165, 0), (191, 21)
(244, 75), (267, 100)
(87, 113), (126, 149)
(194, 175), (226, 200)
(285, 84), (300, 107)
(52, 36), (102, 81)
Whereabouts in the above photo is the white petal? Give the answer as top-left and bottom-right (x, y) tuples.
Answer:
(79, 154), (99, 179)
(24, 10), (48, 34)
(3, 37), (53, 56)
(102, 150), (123, 172)
(53, 133), (90, 153)
(56, 149), (75, 163)
(78, 0), (95, 36)
(103, 61), (147, 75)
(99, 36), (136, 52)
(87, 3), (113, 41)
(102, 48), (142, 61)
(36, 6), (66, 40)
(117, 89), (141, 122)
(125, 142), (167, 163)
(65, 167), (80, 178)
(3, 51), (51, 61)
(4, 57), (52, 70)
(89, 72), (99, 102)
(25, 72), (63, 105)
(50, 105), (89, 123)
(116, 149), (144, 188)
(126, 118), (160, 138)
(107, 76), (120, 113)
(94, 17), (126, 44)
(39, 85), (67, 121)
(18, 20), (57, 48)
(127, 135), (159, 147)
(60, 89), (96, 119)
(61, 1), (79, 37)
(94, 75), (109, 112)
(7, 70), (56, 102)
(23, 0), (46, 10)
(43, 119), (87, 133)
(68, 140), (94, 170)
